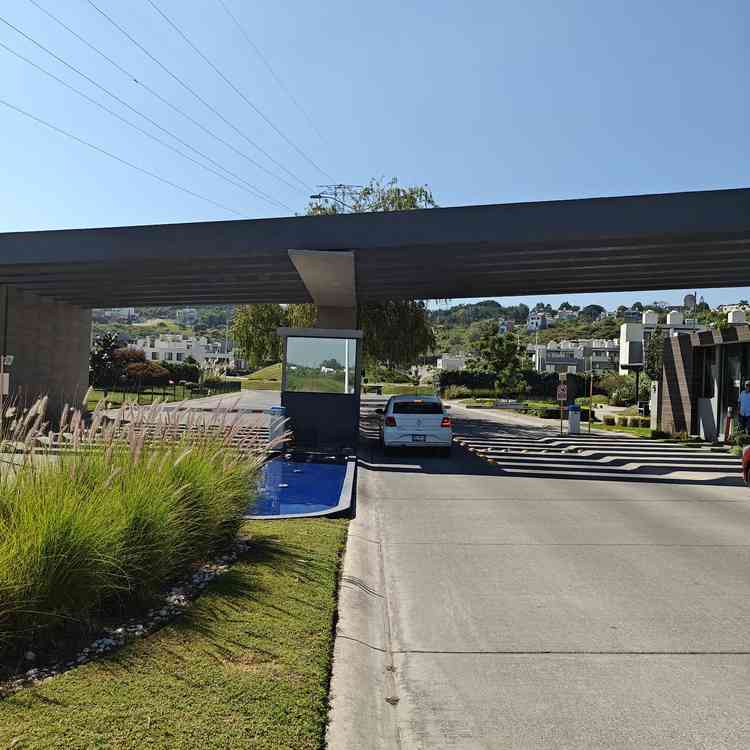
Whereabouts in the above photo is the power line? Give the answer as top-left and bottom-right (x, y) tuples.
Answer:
(88, 0), (314, 192)
(0, 34), (291, 212)
(0, 97), (246, 217)
(0, 16), (292, 211)
(216, 0), (326, 143)
(25, 0), (304, 198)
(146, 0), (334, 181)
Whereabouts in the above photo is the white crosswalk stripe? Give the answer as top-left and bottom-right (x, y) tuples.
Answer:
(452, 416), (742, 485)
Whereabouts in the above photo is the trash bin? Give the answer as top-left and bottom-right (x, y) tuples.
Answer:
(568, 403), (581, 435)
(268, 405), (287, 449)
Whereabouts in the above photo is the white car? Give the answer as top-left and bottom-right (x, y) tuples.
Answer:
(376, 395), (452, 457)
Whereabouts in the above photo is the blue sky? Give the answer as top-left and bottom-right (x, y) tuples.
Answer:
(0, 0), (747, 309)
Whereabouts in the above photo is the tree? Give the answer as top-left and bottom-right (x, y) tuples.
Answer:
(286, 303), (317, 328)
(126, 361), (170, 386)
(233, 179), (437, 371)
(579, 304), (605, 321)
(89, 332), (121, 386)
(307, 178), (436, 368)
(231, 304), (284, 368)
(468, 321), (526, 396)
(360, 300), (435, 368)
(321, 358), (343, 370)
(645, 328), (665, 381)
(112, 347), (145, 369)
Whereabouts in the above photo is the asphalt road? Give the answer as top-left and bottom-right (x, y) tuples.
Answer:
(329, 405), (750, 749)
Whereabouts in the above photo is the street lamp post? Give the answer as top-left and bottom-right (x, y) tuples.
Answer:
(309, 193), (355, 211)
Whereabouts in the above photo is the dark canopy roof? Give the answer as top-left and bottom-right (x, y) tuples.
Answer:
(0, 187), (748, 307)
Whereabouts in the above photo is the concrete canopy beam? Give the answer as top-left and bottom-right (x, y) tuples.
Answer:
(288, 250), (357, 329)
(0, 188), (748, 307)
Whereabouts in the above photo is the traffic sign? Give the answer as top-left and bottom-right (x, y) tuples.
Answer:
(556, 384), (567, 402)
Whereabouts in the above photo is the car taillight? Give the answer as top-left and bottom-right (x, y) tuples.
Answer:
(441, 416), (451, 428)
(385, 416), (397, 427)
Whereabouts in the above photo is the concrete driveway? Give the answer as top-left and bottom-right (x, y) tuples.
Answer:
(328, 408), (750, 749)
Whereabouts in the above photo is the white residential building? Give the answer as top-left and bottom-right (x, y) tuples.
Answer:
(102, 307), (136, 321)
(135, 334), (242, 369)
(555, 309), (579, 322)
(527, 312), (548, 332)
(529, 339), (619, 375)
(436, 354), (467, 372)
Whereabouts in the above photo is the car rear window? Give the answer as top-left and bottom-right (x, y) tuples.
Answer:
(393, 401), (443, 414)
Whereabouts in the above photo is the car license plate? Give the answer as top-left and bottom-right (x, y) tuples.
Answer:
(412, 434), (426, 442)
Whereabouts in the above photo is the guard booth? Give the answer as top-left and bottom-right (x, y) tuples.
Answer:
(277, 327), (363, 454)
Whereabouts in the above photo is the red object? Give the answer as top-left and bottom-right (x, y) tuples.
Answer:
(441, 416), (452, 428)
(724, 411), (733, 443)
(385, 416), (397, 427)
(742, 446), (750, 486)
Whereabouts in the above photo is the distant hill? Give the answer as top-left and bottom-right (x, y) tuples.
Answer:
(429, 299), (623, 355)
(429, 300), (529, 326)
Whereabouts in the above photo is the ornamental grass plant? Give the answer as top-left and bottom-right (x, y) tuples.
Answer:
(0, 394), (270, 659)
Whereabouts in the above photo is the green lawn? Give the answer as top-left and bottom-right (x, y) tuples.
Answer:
(522, 400), (557, 409)
(242, 363), (283, 392)
(86, 385), (193, 409)
(0, 519), (349, 750)
(244, 363), (282, 382)
(593, 423), (653, 438)
(380, 384), (435, 396)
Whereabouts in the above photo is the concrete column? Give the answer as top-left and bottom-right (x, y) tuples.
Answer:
(0, 286), (91, 421)
(316, 306), (357, 329)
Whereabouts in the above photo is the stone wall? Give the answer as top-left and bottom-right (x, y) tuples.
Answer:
(0, 286), (91, 420)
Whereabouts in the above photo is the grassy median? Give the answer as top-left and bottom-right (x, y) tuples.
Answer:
(0, 518), (348, 749)
(0, 421), (262, 656)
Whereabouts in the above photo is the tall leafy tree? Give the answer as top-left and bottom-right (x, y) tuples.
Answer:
(579, 303), (606, 321)
(231, 304), (284, 369)
(645, 328), (665, 381)
(285, 303), (317, 328)
(307, 177), (436, 368)
(468, 321), (526, 396)
(89, 332), (121, 386)
(233, 179), (437, 371)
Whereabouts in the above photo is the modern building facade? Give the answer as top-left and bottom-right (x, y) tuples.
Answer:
(619, 310), (705, 374)
(660, 311), (750, 441)
(530, 339), (619, 375)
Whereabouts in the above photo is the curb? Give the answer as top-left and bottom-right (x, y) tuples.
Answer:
(326, 477), (399, 749)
